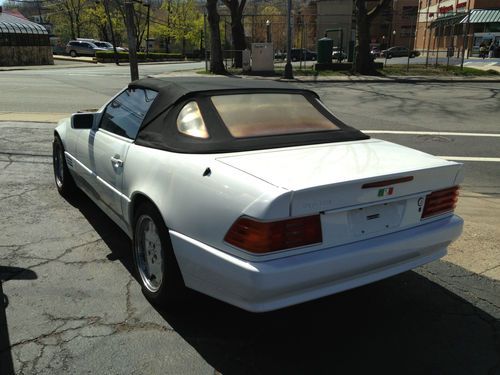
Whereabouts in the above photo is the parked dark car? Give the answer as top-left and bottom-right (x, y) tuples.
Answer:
(381, 46), (420, 58)
(332, 47), (347, 62)
(275, 48), (317, 61)
(292, 48), (317, 61)
(370, 47), (381, 58)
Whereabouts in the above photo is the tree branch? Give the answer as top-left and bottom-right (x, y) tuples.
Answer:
(367, 0), (390, 21)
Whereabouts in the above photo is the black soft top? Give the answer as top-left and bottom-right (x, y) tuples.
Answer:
(130, 77), (369, 154)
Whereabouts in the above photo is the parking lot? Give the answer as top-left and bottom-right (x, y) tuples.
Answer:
(0, 66), (499, 374)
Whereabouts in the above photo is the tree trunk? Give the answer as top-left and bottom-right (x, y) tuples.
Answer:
(231, 16), (246, 67)
(353, 0), (389, 75)
(68, 12), (76, 40)
(223, 0), (246, 68)
(206, 0), (226, 74)
(354, 0), (374, 74)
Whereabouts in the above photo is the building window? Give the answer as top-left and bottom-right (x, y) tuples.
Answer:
(400, 25), (416, 38)
(403, 6), (418, 19)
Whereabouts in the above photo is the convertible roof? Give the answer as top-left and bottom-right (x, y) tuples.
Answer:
(129, 77), (318, 126)
(131, 77), (369, 154)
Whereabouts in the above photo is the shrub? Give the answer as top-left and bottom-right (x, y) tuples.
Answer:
(95, 51), (183, 62)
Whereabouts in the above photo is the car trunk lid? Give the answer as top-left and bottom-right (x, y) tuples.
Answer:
(217, 139), (462, 247)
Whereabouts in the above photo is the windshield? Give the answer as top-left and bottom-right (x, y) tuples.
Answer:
(211, 93), (340, 138)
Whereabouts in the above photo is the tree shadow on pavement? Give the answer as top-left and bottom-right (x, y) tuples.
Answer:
(67, 190), (500, 375)
(0, 266), (37, 375)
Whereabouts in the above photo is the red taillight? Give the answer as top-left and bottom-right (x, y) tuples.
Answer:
(224, 215), (322, 254)
(421, 186), (459, 219)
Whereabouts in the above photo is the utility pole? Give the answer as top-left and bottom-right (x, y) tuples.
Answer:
(283, 0), (293, 79)
(460, 2), (471, 70)
(125, 1), (139, 81)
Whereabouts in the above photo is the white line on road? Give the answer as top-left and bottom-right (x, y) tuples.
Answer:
(439, 156), (500, 162)
(363, 130), (500, 138)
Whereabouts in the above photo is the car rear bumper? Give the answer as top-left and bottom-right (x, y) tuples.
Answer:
(170, 214), (463, 312)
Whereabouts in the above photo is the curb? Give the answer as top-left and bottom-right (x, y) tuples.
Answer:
(293, 77), (500, 84)
(53, 55), (98, 64)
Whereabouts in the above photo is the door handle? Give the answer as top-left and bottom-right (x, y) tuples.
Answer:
(111, 155), (123, 168)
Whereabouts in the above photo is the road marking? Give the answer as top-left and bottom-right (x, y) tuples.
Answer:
(363, 130), (500, 138)
(439, 156), (500, 162)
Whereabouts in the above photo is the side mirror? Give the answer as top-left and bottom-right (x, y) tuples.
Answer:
(72, 113), (94, 129)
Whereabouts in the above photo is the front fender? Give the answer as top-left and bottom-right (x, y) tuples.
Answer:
(54, 117), (73, 154)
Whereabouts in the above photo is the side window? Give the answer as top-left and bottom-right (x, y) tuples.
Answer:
(100, 88), (158, 139)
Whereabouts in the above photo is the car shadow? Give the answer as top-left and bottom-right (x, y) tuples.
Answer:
(64, 190), (135, 274)
(66, 191), (500, 375)
(0, 266), (38, 375)
(157, 267), (499, 375)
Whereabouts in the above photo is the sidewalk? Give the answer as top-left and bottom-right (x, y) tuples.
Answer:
(0, 112), (69, 122)
(0, 58), (201, 72)
(155, 69), (500, 83)
(0, 59), (103, 71)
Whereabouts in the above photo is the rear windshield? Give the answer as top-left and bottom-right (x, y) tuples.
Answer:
(211, 93), (339, 138)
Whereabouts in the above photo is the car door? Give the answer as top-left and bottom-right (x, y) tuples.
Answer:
(79, 42), (93, 55)
(77, 88), (158, 221)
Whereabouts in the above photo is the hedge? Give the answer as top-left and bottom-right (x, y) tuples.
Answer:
(95, 51), (184, 62)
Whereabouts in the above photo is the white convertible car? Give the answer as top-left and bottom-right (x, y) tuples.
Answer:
(53, 77), (463, 312)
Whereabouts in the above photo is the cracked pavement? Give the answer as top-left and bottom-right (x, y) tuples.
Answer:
(0, 121), (499, 375)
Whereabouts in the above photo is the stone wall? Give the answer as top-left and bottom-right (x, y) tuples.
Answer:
(0, 46), (54, 66)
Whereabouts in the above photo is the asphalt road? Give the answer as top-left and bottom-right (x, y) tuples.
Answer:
(0, 65), (499, 374)
(0, 61), (205, 114)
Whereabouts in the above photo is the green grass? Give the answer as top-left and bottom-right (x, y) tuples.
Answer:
(379, 64), (499, 76)
(196, 68), (349, 77)
(196, 64), (499, 77)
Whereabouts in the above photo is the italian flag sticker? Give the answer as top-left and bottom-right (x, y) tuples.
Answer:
(378, 187), (394, 197)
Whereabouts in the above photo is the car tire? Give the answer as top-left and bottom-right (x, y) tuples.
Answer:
(70, 50), (77, 57)
(409, 52), (415, 58)
(387, 53), (392, 59)
(53, 135), (76, 198)
(133, 201), (187, 307)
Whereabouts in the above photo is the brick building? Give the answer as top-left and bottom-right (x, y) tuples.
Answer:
(414, 0), (500, 57)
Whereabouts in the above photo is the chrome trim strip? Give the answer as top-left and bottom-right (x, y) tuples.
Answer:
(65, 151), (131, 203)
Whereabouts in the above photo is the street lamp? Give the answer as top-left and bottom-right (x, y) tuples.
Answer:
(266, 19), (271, 43)
(392, 29), (396, 47)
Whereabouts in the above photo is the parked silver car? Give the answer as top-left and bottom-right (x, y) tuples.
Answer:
(65, 40), (107, 57)
(93, 41), (127, 52)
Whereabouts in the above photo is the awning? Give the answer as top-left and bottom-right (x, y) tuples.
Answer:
(0, 12), (48, 34)
(460, 9), (500, 24)
(430, 13), (466, 28)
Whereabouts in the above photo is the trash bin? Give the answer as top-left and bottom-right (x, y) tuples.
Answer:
(317, 37), (333, 64)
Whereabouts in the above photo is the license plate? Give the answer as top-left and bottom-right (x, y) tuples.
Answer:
(348, 200), (405, 236)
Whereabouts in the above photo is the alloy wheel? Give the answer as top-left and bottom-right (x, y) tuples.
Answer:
(134, 215), (164, 293)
